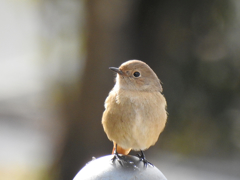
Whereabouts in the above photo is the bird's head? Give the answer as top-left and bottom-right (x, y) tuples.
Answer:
(109, 60), (162, 92)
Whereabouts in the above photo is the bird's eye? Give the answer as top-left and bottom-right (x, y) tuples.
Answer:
(133, 71), (140, 77)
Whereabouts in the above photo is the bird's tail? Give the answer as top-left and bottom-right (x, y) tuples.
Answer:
(112, 142), (131, 155)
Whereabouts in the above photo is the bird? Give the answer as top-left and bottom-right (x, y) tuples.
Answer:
(102, 60), (167, 166)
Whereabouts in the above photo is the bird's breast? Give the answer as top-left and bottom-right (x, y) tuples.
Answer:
(102, 89), (167, 150)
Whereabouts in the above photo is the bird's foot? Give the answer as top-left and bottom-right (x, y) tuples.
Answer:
(137, 151), (154, 167)
(111, 152), (124, 166)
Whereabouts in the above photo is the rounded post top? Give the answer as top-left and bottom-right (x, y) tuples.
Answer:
(73, 155), (167, 180)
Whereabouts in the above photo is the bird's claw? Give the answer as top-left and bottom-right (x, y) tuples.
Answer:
(112, 144), (126, 166)
(137, 151), (154, 167)
(112, 153), (124, 166)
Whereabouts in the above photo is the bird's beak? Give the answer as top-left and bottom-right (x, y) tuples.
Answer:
(109, 67), (123, 75)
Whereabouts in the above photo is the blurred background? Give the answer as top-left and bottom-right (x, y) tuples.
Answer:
(1, 0), (240, 179)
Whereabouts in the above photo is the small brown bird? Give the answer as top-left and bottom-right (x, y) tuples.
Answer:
(102, 60), (167, 166)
